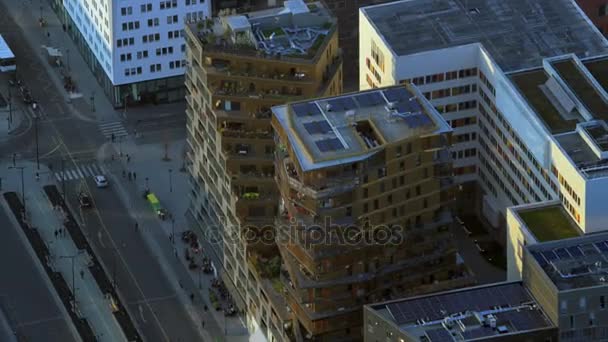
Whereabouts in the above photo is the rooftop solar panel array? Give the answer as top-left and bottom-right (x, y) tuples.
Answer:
(315, 138), (344, 152)
(293, 102), (321, 117)
(354, 92), (385, 107)
(426, 328), (454, 342)
(387, 283), (531, 325)
(327, 97), (357, 111)
(303, 120), (332, 135)
(383, 87), (410, 102)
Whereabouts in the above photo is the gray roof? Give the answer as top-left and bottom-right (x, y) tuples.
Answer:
(362, 0), (608, 71)
(528, 231), (608, 291)
(273, 85), (451, 171)
(369, 282), (554, 341)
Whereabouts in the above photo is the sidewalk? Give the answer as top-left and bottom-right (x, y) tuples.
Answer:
(0, 161), (128, 342)
(0, 0), (120, 123)
(0, 74), (27, 141)
(97, 139), (250, 341)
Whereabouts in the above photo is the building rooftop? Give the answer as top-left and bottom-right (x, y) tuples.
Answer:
(369, 282), (554, 341)
(554, 121), (608, 179)
(528, 231), (608, 291)
(272, 85), (451, 172)
(361, 0), (608, 71)
(187, 0), (334, 61)
(516, 204), (581, 242)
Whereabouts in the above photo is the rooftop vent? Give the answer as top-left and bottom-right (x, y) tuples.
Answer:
(325, 103), (332, 112)
(469, 8), (480, 14)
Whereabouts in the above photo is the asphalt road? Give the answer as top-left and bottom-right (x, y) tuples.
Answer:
(65, 176), (205, 342)
(0, 205), (78, 342)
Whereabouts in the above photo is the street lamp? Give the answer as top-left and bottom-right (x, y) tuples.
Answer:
(8, 166), (26, 215)
(90, 91), (95, 112)
(145, 177), (149, 190)
(7, 79), (12, 128)
(59, 252), (83, 309)
(34, 112), (40, 170)
(171, 217), (175, 245)
(168, 169), (173, 193)
(61, 159), (66, 199)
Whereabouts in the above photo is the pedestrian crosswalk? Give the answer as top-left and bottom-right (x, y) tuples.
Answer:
(54, 163), (107, 181)
(99, 121), (129, 140)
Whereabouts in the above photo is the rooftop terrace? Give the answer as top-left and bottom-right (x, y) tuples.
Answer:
(272, 85), (451, 171)
(362, 0), (608, 71)
(369, 282), (554, 341)
(528, 232), (608, 290)
(187, 0), (334, 61)
(517, 204), (581, 242)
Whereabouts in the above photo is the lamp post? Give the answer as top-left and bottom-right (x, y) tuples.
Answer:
(34, 113), (40, 170)
(8, 166), (26, 215)
(171, 217), (175, 245)
(145, 177), (149, 190)
(168, 169), (173, 193)
(7, 79), (12, 128)
(61, 159), (66, 199)
(66, 48), (70, 73)
(59, 252), (83, 309)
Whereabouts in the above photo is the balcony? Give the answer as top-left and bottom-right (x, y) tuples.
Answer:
(206, 63), (314, 84)
(220, 127), (273, 140)
(212, 84), (303, 102)
(280, 157), (359, 199)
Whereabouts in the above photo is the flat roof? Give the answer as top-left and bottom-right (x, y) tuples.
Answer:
(369, 282), (554, 341)
(361, 0), (608, 71)
(553, 59), (608, 121)
(510, 70), (580, 134)
(528, 231), (608, 290)
(516, 204), (581, 242)
(272, 85), (451, 171)
(188, 0), (334, 60)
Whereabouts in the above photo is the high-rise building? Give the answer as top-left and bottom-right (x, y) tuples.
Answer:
(358, 0), (608, 241)
(575, 0), (608, 35)
(366, 231), (608, 342)
(56, 0), (210, 107)
(184, 0), (342, 339)
(271, 84), (472, 341)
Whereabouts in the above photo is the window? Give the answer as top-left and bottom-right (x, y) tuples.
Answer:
(600, 4), (607, 16)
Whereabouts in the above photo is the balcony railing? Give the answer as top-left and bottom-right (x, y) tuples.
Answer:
(206, 63), (313, 84)
(220, 128), (273, 140)
(280, 157), (359, 199)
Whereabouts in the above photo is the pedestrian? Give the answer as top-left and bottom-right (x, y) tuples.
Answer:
(190, 293), (194, 302)
(54, 230), (58, 238)
(135, 222), (139, 232)
(128, 172), (132, 181)
(35, 172), (40, 181)
(122, 170), (126, 178)
(201, 320), (205, 328)
(80, 269), (84, 279)
(179, 280), (183, 289)
(133, 172), (136, 180)
(127, 155), (131, 162)
(111, 133), (115, 142)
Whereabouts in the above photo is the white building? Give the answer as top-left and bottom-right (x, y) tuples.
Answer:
(359, 0), (608, 241)
(61, 0), (210, 106)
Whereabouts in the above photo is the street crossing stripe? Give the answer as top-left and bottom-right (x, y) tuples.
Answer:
(91, 164), (101, 175)
(55, 173), (61, 181)
(99, 164), (108, 174)
(76, 168), (84, 178)
(68, 170), (77, 180)
(84, 165), (93, 176)
(99, 122), (124, 128)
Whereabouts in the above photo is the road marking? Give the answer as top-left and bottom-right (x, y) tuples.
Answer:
(55, 173), (61, 181)
(76, 167), (84, 178)
(139, 305), (147, 323)
(98, 230), (105, 248)
(129, 294), (178, 305)
(91, 164), (101, 175)
(16, 315), (65, 328)
(69, 170), (77, 179)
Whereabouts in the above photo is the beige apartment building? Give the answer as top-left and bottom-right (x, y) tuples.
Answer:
(184, 0), (342, 340)
(272, 84), (472, 341)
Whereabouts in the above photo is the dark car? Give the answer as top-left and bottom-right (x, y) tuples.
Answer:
(79, 192), (92, 208)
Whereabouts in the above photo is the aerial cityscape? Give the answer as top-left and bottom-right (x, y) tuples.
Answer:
(0, 0), (607, 341)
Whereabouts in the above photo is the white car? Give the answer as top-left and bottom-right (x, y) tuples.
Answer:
(94, 175), (108, 188)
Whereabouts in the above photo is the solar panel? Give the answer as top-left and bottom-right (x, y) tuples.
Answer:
(595, 241), (608, 252)
(293, 103), (320, 117)
(426, 328), (453, 342)
(542, 250), (558, 262)
(315, 138), (343, 152)
(327, 99), (344, 111)
(304, 120), (332, 135)
(342, 97), (357, 110)
(555, 248), (571, 260)
(532, 251), (548, 267)
(567, 246), (583, 257)
(409, 98), (422, 112)
(383, 88), (410, 102)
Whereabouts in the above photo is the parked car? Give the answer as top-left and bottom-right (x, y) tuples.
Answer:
(79, 192), (92, 208)
(94, 175), (108, 188)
